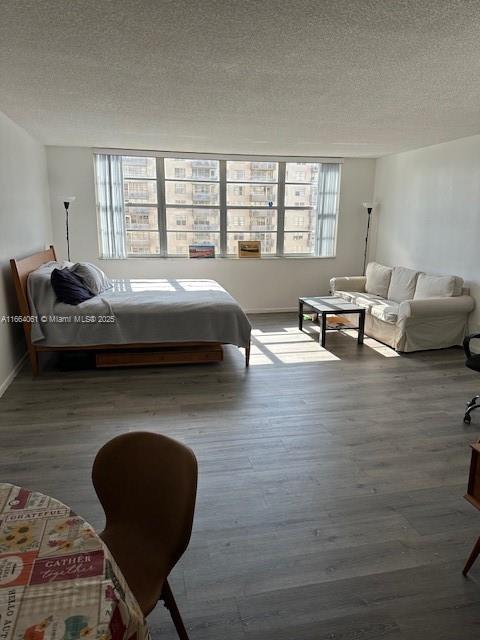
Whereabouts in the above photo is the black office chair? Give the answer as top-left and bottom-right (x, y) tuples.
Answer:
(463, 333), (480, 424)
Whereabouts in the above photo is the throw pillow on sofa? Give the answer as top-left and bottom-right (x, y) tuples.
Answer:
(387, 266), (420, 302)
(365, 262), (393, 298)
(413, 273), (455, 299)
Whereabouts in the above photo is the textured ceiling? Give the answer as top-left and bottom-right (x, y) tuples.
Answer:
(1, 0), (480, 157)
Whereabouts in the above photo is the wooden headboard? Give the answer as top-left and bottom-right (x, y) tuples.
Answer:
(10, 245), (57, 333)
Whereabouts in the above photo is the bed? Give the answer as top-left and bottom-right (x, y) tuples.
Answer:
(10, 246), (251, 374)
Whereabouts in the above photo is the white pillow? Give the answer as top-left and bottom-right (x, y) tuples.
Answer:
(387, 266), (420, 303)
(365, 262), (392, 298)
(43, 260), (74, 269)
(70, 262), (112, 295)
(413, 273), (455, 299)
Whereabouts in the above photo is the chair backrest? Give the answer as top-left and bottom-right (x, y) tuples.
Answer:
(92, 432), (197, 572)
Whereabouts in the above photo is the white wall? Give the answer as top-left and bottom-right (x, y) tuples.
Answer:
(46, 147), (376, 311)
(0, 111), (52, 393)
(373, 134), (480, 330)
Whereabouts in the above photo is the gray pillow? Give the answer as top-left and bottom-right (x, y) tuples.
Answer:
(70, 262), (112, 295)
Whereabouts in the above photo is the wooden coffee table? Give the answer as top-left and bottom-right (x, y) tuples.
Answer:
(298, 295), (366, 348)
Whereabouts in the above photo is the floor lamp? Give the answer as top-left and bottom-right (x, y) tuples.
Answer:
(362, 202), (375, 275)
(63, 196), (76, 261)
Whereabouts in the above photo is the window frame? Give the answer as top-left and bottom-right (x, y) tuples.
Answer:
(100, 152), (342, 258)
(162, 158), (221, 256)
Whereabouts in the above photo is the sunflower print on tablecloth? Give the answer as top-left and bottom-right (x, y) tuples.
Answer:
(0, 523), (37, 553)
(41, 517), (101, 556)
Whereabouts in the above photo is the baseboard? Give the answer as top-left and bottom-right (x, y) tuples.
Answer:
(0, 352), (28, 399)
(245, 307), (297, 314)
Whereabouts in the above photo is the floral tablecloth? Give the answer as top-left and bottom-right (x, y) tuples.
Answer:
(0, 483), (150, 640)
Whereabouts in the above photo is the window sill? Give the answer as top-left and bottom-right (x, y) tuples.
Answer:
(100, 255), (337, 260)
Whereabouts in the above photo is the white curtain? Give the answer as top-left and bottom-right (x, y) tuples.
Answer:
(315, 163), (340, 257)
(94, 154), (127, 259)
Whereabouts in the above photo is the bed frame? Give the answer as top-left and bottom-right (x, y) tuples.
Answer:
(10, 246), (250, 375)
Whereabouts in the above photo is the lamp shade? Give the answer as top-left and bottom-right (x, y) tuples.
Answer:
(63, 196), (76, 204)
(362, 202), (374, 210)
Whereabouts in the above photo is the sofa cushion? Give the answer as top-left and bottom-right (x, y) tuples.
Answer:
(334, 290), (357, 304)
(365, 262), (392, 298)
(387, 266), (420, 303)
(336, 290), (398, 323)
(335, 291), (383, 307)
(354, 293), (386, 308)
(369, 300), (399, 323)
(413, 273), (455, 300)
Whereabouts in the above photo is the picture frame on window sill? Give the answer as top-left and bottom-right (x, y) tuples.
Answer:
(189, 244), (216, 258)
(238, 240), (261, 258)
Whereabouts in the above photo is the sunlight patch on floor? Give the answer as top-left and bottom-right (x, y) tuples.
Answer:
(249, 354), (275, 365)
(275, 350), (340, 363)
(265, 342), (324, 355)
(250, 325), (398, 362)
(249, 329), (340, 365)
(248, 344), (274, 366)
(364, 338), (400, 357)
(253, 332), (318, 344)
(342, 329), (400, 357)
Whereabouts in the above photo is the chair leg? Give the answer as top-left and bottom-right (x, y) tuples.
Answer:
(464, 401), (480, 425)
(467, 394), (480, 408)
(463, 535), (480, 576)
(161, 579), (190, 640)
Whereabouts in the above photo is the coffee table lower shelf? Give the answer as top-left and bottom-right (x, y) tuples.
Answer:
(298, 296), (366, 348)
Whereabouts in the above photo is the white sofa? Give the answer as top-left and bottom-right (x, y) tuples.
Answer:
(330, 263), (475, 352)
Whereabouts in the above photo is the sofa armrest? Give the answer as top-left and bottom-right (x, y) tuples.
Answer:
(398, 295), (475, 320)
(330, 276), (366, 294)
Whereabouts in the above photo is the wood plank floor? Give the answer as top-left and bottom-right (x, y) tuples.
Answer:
(1, 313), (480, 639)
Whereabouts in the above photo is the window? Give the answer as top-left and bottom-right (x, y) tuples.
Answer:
(284, 162), (340, 255)
(122, 156), (160, 255)
(165, 158), (220, 255)
(96, 154), (341, 257)
(226, 161), (279, 255)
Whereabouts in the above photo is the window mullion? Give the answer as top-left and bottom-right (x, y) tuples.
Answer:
(156, 157), (167, 256)
(315, 164), (326, 257)
(277, 162), (286, 256)
(219, 160), (227, 256)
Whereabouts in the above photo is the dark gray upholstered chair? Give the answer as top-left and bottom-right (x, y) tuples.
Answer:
(463, 334), (480, 424)
(92, 432), (198, 640)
